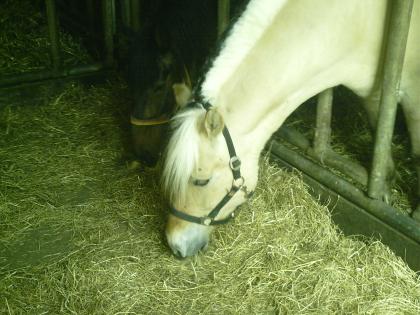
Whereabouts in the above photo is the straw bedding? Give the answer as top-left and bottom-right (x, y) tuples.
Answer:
(1, 1), (420, 313)
(0, 82), (419, 314)
(0, 0), (91, 75)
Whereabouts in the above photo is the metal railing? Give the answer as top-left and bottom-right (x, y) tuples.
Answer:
(270, 1), (420, 270)
(0, 0), (116, 89)
(368, 0), (414, 199)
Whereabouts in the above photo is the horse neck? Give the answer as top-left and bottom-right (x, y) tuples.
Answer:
(203, 0), (386, 157)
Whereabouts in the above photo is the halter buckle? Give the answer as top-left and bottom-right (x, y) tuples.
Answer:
(229, 156), (241, 171)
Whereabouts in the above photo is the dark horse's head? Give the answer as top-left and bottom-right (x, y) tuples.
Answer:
(130, 70), (192, 166)
(129, 49), (191, 166)
(126, 0), (217, 166)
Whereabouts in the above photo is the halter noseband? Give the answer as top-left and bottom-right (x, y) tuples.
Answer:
(169, 101), (253, 226)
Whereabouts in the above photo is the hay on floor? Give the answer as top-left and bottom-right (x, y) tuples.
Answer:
(0, 82), (419, 314)
(0, 0), (91, 75)
(1, 0), (419, 313)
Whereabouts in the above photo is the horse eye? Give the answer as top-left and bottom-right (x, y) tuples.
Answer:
(192, 178), (210, 186)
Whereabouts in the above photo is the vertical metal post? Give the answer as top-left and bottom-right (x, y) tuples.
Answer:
(368, 0), (414, 199)
(313, 88), (333, 161)
(218, 0), (230, 37)
(86, 0), (96, 38)
(45, 0), (61, 70)
(130, 0), (141, 32)
(120, 0), (132, 28)
(102, 0), (115, 66)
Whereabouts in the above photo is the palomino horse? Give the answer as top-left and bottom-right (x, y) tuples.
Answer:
(163, 0), (420, 257)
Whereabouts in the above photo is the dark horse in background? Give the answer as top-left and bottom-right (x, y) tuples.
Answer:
(125, 0), (219, 166)
(54, 1), (223, 165)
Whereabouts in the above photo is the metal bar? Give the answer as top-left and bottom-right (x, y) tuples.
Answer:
(45, 0), (61, 70)
(269, 146), (420, 272)
(313, 88), (333, 161)
(368, 0), (414, 199)
(277, 126), (368, 186)
(120, 0), (132, 28)
(86, 0), (96, 38)
(218, 0), (230, 37)
(270, 140), (420, 244)
(130, 0), (141, 32)
(102, 0), (115, 66)
(0, 63), (106, 88)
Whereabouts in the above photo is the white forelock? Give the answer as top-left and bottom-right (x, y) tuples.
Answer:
(162, 107), (204, 204)
(201, 0), (286, 104)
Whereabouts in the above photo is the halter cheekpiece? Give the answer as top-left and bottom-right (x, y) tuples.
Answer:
(169, 100), (253, 226)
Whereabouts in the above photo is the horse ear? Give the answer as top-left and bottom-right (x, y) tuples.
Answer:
(204, 108), (224, 137)
(172, 83), (192, 108)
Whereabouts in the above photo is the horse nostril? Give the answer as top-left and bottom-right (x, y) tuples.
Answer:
(173, 250), (186, 260)
(171, 247), (185, 259)
(170, 243), (189, 259)
(169, 240), (208, 258)
(166, 225), (210, 258)
(200, 242), (208, 252)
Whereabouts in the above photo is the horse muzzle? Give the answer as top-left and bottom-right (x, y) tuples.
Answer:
(166, 216), (211, 258)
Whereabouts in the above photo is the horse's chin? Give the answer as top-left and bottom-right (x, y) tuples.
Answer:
(166, 216), (212, 258)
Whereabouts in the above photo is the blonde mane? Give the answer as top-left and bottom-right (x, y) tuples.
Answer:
(162, 106), (205, 204)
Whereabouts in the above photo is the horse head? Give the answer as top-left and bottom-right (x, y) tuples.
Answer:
(163, 103), (258, 257)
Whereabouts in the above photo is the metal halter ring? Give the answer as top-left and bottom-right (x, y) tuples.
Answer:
(229, 156), (241, 171)
(201, 217), (212, 226)
(232, 176), (245, 189)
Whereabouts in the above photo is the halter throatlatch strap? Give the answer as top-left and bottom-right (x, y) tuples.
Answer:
(169, 101), (252, 226)
(222, 127), (241, 180)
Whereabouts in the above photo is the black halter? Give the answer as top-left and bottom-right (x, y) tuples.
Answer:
(169, 101), (253, 226)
